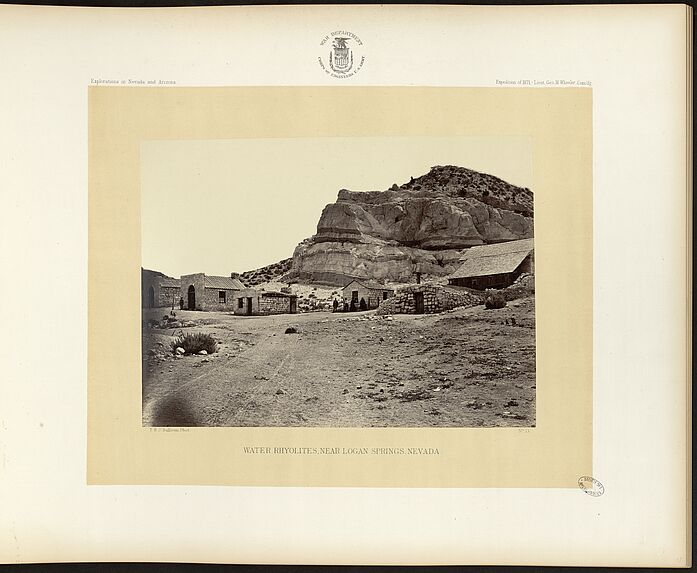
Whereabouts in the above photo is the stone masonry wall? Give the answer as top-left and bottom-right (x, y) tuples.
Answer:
(200, 287), (239, 311)
(376, 283), (483, 315)
(180, 273), (206, 310)
(159, 286), (180, 309)
(258, 295), (294, 315)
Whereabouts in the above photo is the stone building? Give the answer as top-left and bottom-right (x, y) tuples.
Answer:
(142, 269), (181, 309)
(447, 238), (534, 290)
(341, 279), (394, 310)
(233, 289), (297, 316)
(180, 273), (246, 311)
(376, 283), (482, 315)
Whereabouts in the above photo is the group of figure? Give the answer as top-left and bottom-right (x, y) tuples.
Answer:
(332, 298), (368, 312)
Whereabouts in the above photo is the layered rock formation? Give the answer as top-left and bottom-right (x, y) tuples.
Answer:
(286, 165), (534, 286)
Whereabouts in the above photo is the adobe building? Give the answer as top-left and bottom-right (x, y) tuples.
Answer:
(141, 269), (181, 309)
(447, 238), (534, 290)
(180, 273), (246, 311)
(341, 279), (394, 310)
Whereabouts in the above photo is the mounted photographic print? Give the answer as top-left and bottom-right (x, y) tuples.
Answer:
(88, 86), (591, 488)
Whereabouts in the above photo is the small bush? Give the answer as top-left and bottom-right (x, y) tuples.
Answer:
(171, 332), (217, 355)
(484, 289), (507, 310)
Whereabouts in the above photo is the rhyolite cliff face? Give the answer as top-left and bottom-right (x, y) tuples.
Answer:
(285, 165), (534, 286)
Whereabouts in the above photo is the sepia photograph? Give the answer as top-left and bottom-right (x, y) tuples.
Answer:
(140, 136), (536, 428)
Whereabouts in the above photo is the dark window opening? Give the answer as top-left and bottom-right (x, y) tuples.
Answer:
(238, 298), (244, 308)
(352, 290), (359, 302)
(219, 291), (226, 303)
(383, 291), (388, 300)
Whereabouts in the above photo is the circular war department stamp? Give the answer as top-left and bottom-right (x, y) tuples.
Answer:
(318, 31), (365, 79)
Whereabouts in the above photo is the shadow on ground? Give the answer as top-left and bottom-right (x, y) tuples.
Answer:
(150, 395), (199, 427)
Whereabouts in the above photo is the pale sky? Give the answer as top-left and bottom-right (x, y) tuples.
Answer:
(141, 136), (532, 278)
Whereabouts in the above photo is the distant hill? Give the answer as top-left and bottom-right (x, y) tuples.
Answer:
(142, 268), (175, 280)
(239, 258), (293, 286)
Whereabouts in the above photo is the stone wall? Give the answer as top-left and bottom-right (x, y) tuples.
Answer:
(142, 270), (180, 308)
(258, 294), (295, 315)
(159, 286), (180, 309)
(180, 273), (206, 310)
(376, 283), (483, 315)
(200, 287), (239, 311)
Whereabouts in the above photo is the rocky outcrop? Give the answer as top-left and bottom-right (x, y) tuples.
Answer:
(286, 165), (534, 286)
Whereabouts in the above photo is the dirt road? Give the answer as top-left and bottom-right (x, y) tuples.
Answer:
(142, 298), (536, 427)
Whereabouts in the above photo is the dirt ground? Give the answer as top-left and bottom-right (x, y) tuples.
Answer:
(142, 297), (536, 427)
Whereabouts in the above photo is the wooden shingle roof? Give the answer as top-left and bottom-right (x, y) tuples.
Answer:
(450, 238), (534, 279)
(457, 238), (534, 261)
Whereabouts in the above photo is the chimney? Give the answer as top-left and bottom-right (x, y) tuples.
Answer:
(230, 272), (240, 279)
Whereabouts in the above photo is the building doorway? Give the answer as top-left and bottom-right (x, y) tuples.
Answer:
(414, 292), (424, 314)
(246, 297), (253, 315)
(289, 297), (297, 314)
(148, 286), (155, 308)
(187, 285), (196, 310)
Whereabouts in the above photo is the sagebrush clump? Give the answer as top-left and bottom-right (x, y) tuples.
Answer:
(171, 332), (217, 355)
(484, 289), (507, 310)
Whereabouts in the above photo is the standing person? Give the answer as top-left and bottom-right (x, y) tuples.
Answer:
(179, 297), (184, 310)
(333, 299), (339, 313)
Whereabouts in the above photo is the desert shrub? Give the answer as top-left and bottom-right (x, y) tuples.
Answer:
(171, 332), (217, 355)
(484, 289), (507, 310)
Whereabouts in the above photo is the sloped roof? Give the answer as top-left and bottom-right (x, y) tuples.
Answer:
(342, 279), (394, 291)
(204, 275), (246, 290)
(450, 238), (534, 279)
(458, 238), (535, 261)
(449, 251), (531, 279)
(159, 277), (180, 288)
